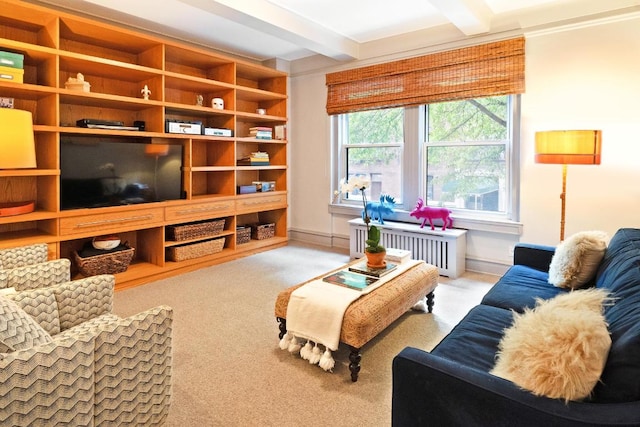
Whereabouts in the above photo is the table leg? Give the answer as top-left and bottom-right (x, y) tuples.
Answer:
(426, 291), (435, 313)
(349, 346), (361, 382)
(277, 317), (287, 339)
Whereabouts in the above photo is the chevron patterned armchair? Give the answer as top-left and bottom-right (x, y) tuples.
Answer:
(0, 273), (173, 426)
(0, 243), (71, 291)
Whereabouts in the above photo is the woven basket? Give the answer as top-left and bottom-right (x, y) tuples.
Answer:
(166, 219), (225, 241)
(236, 226), (251, 244)
(251, 223), (275, 240)
(167, 237), (225, 262)
(73, 245), (135, 276)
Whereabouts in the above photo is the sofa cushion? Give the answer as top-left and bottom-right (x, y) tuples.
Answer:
(431, 304), (514, 372)
(548, 231), (608, 289)
(481, 265), (567, 312)
(491, 289), (611, 402)
(591, 228), (640, 402)
(0, 295), (53, 352)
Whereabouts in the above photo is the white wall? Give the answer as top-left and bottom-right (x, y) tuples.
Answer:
(288, 15), (640, 273)
(521, 17), (640, 244)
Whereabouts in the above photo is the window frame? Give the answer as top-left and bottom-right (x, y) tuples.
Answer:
(331, 95), (522, 229)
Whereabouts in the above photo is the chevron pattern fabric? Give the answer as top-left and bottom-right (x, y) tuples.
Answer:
(55, 274), (113, 331)
(0, 243), (48, 270)
(92, 306), (173, 426)
(0, 334), (95, 426)
(1, 259), (71, 291)
(0, 272), (173, 426)
(7, 287), (61, 335)
(0, 296), (53, 353)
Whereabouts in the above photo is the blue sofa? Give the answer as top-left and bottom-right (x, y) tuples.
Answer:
(392, 228), (640, 426)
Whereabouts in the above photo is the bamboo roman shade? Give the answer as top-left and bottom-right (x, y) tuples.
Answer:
(326, 37), (525, 115)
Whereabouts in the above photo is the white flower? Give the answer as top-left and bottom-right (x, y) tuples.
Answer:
(339, 175), (370, 194)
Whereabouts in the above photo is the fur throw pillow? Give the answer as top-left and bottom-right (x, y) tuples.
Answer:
(548, 231), (608, 289)
(491, 289), (612, 402)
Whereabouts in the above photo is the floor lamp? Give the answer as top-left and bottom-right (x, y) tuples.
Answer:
(534, 130), (602, 241)
(0, 108), (37, 217)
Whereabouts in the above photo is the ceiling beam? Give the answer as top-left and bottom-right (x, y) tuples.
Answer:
(178, 0), (360, 60)
(428, 0), (493, 35)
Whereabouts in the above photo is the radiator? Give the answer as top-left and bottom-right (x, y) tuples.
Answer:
(348, 218), (466, 278)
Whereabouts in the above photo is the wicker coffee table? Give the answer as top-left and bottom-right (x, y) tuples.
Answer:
(274, 260), (439, 381)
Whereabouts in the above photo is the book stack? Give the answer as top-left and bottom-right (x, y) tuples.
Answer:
(249, 126), (272, 139)
(348, 261), (398, 278)
(385, 248), (412, 263)
(237, 151), (270, 166)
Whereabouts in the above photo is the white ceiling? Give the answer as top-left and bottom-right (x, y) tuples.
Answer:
(28, 0), (640, 63)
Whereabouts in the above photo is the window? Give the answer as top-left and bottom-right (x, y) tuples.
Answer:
(336, 108), (404, 204)
(334, 95), (520, 221)
(424, 95), (512, 213)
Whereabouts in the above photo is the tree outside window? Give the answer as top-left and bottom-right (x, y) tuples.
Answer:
(336, 95), (516, 217)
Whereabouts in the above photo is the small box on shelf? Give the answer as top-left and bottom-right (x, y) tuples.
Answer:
(0, 51), (24, 69)
(237, 185), (257, 194)
(252, 181), (275, 192)
(0, 65), (24, 83)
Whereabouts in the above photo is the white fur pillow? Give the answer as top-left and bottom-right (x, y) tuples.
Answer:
(548, 231), (608, 289)
(491, 289), (611, 402)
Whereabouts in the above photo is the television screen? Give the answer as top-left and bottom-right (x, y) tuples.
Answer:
(60, 137), (184, 210)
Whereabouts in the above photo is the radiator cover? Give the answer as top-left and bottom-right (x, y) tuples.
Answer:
(348, 218), (466, 278)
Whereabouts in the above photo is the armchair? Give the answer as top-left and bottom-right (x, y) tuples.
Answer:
(0, 243), (70, 291)
(0, 274), (173, 426)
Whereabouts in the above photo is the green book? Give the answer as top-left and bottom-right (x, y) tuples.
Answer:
(322, 270), (378, 290)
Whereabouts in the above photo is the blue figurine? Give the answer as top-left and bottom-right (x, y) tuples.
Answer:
(363, 194), (396, 224)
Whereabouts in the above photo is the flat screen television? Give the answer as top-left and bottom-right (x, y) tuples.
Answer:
(60, 137), (184, 210)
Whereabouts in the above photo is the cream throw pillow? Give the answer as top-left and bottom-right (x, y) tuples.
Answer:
(491, 289), (611, 402)
(0, 295), (53, 353)
(548, 231), (608, 289)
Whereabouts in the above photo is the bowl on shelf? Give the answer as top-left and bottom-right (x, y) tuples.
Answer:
(92, 235), (121, 250)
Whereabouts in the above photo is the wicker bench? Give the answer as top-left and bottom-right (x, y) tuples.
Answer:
(274, 260), (439, 381)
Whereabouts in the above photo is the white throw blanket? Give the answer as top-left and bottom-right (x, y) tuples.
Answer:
(280, 260), (421, 371)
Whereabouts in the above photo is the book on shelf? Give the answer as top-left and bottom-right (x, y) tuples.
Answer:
(274, 124), (286, 140)
(322, 270), (377, 290)
(249, 126), (272, 132)
(237, 151), (269, 165)
(249, 131), (273, 139)
(348, 261), (398, 278)
(237, 159), (270, 166)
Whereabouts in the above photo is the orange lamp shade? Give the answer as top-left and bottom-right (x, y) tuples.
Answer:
(535, 130), (602, 165)
(0, 108), (36, 169)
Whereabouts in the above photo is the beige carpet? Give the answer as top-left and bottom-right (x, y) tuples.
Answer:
(113, 242), (497, 426)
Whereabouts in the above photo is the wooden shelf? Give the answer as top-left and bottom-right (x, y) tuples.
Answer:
(0, 0), (288, 289)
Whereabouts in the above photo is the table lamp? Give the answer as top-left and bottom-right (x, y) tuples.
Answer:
(0, 108), (37, 216)
(535, 130), (602, 241)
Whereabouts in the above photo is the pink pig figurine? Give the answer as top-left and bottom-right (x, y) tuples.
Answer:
(409, 198), (453, 231)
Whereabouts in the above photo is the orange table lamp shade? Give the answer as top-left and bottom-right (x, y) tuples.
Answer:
(0, 108), (36, 169)
(535, 130), (602, 165)
(145, 143), (170, 157)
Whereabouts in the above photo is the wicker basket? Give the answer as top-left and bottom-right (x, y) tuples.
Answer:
(73, 245), (135, 276)
(236, 226), (251, 244)
(166, 219), (225, 241)
(251, 223), (275, 240)
(167, 237), (225, 262)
